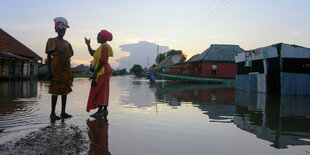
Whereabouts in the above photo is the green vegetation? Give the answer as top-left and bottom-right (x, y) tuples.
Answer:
(38, 69), (48, 80)
(155, 49), (187, 64)
(112, 68), (128, 76)
(38, 63), (129, 81)
(38, 70), (91, 80)
(73, 73), (91, 78)
(130, 64), (143, 77)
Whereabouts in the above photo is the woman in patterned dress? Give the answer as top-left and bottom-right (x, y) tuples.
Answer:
(46, 17), (73, 120)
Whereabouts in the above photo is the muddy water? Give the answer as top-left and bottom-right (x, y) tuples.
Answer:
(0, 76), (310, 155)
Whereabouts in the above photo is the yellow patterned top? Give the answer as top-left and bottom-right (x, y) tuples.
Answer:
(91, 43), (113, 82)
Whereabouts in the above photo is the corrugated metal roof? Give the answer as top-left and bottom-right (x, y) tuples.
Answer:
(0, 28), (42, 60)
(194, 44), (245, 62)
(158, 55), (181, 69)
(187, 54), (200, 62)
(158, 55), (172, 69)
(147, 65), (157, 72)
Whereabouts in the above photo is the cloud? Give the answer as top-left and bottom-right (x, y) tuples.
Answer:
(117, 41), (170, 70)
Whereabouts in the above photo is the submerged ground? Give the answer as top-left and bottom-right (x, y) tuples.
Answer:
(0, 76), (310, 155)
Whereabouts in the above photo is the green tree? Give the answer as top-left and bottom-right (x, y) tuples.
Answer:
(120, 68), (127, 75)
(112, 68), (127, 76)
(130, 64), (143, 77)
(155, 53), (166, 64)
(166, 49), (182, 56)
(155, 49), (186, 64)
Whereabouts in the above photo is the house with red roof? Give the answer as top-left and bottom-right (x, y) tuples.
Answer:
(160, 44), (245, 83)
(0, 28), (42, 79)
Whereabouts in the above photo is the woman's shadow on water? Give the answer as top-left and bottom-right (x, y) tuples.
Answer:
(87, 112), (110, 155)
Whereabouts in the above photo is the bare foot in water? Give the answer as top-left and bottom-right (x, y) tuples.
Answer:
(61, 113), (72, 119)
(50, 113), (61, 121)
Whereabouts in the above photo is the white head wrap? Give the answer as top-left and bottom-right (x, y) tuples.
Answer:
(54, 17), (69, 30)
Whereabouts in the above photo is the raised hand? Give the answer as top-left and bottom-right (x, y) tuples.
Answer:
(84, 37), (91, 46)
(85, 37), (95, 56)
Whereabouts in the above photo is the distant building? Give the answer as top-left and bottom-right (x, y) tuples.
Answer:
(171, 44), (245, 78)
(0, 28), (42, 80)
(144, 64), (157, 77)
(171, 54), (200, 75)
(71, 64), (90, 74)
(235, 43), (310, 95)
(146, 64), (157, 73)
(157, 55), (180, 72)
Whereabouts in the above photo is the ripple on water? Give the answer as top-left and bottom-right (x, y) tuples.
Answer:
(0, 101), (47, 142)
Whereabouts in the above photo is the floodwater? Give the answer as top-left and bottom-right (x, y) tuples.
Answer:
(1, 75), (310, 155)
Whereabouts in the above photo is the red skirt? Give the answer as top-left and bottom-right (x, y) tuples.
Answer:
(87, 74), (110, 112)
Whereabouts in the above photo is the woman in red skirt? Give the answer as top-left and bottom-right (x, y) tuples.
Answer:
(85, 30), (113, 117)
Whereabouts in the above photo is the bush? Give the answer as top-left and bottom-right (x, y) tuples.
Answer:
(38, 70), (48, 80)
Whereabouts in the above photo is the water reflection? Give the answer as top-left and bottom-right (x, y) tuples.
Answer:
(87, 113), (110, 155)
(156, 82), (236, 121)
(0, 80), (37, 99)
(1, 76), (310, 154)
(118, 78), (157, 108)
(234, 90), (310, 149)
(0, 80), (40, 137)
(155, 82), (235, 104)
(155, 82), (310, 149)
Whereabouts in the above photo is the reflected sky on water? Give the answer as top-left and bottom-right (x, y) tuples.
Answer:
(0, 76), (310, 155)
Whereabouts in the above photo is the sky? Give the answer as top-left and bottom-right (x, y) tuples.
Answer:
(1, 0), (310, 70)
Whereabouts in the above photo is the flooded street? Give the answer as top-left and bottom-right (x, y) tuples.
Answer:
(1, 76), (310, 155)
